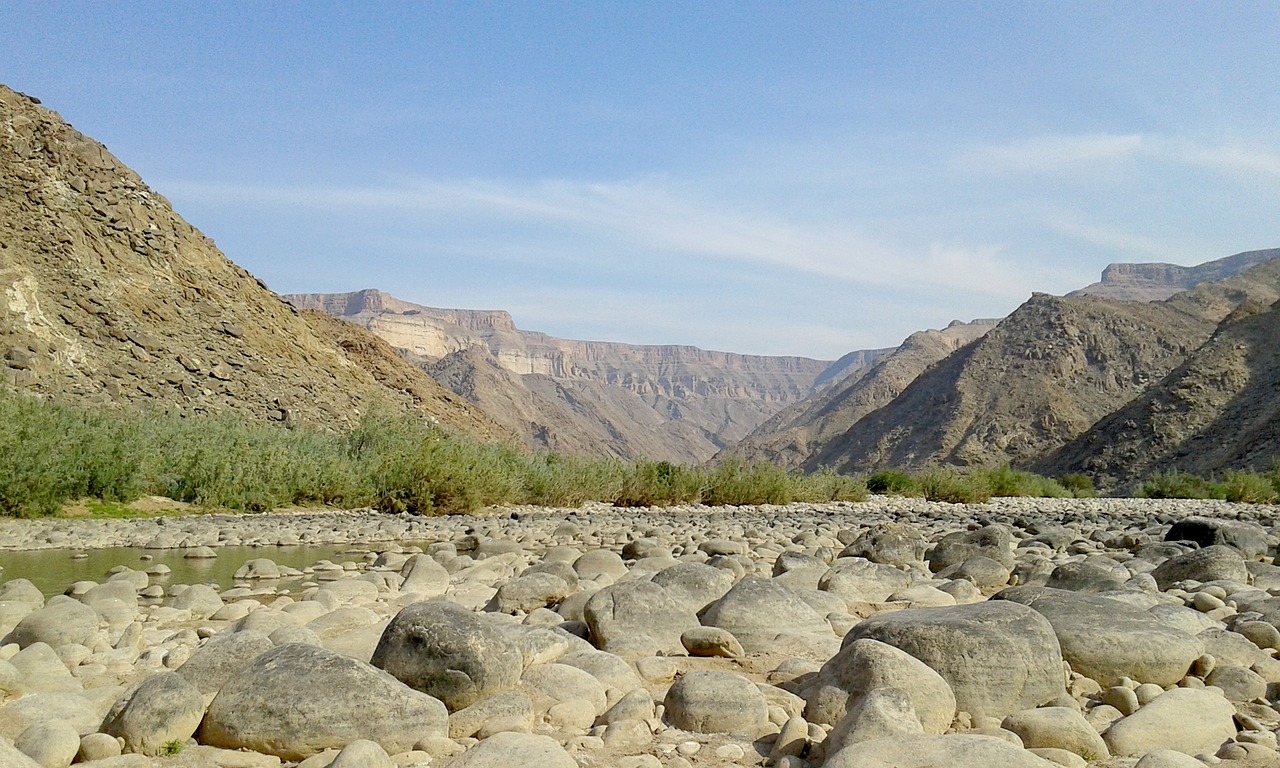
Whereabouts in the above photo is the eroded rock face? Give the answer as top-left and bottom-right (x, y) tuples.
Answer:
(200, 643), (448, 760)
(370, 600), (522, 711)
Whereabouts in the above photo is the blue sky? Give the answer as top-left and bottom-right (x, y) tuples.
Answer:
(4, 2), (1278, 358)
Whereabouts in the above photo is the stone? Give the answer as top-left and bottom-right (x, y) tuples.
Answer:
(840, 522), (928, 566)
(583, 580), (699, 654)
(650, 563), (736, 613)
(927, 525), (1017, 572)
(233, 558), (281, 579)
(175, 628), (274, 695)
(680, 627), (744, 658)
(200, 643), (448, 760)
(488, 573), (572, 614)
(804, 638), (956, 733)
(825, 733), (1058, 768)
(167, 584), (223, 618)
(448, 732), (576, 768)
(0, 693), (101, 740)
(328, 739), (392, 768)
(1001, 707), (1109, 760)
(4, 596), (100, 649)
(1165, 517), (1270, 559)
(102, 671), (204, 756)
(370, 600), (523, 711)
(995, 587), (1202, 687)
(1134, 750), (1215, 768)
(77, 733), (122, 762)
(1102, 687), (1236, 757)
(664, 670), (768, 735)
(825, 687), (924, 755)
(0, 741), (42, 768)
(14, 720), (80, 768)
(1205, 663), (1267, 701)
(558, 649), (644, 694)
(572, 551), (628, 582)
(700, 577), (833, 654)
(944, 555), (1013, 590)
(845, 599), (1064, 719)
(820, 558), (914, 604)
(448, 691), (535, 739)
(1151, 545), (1249, 590)
(520, 663), (607, 716)
(399, 554), (451, 597)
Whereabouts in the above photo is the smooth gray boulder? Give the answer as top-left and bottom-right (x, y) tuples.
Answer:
(995, 586), (1202, 687)
(370, 600), (522, 711)
(804, 638), (956, 732)
(824, 687), (924, 756)
(583, 580), (699, 653)
(328, 739), (392, 768)
(0, 693), (101, 740)
(840, 522), (928, 566)
(0, 741), (42, 768)
(650, 562), (736, 613)
(4, 596), (100, 649)
(1150, 545), (1248, 589)
(845, 600), (1064, 719)
(0, 579), (45, 609)
(1165, 517), (1270, 560)
(927, 525), (1017, 572)
(200, 643), (447, 760)
(663, 670), (768, 735)
(1045, 560), (1129, 593)
(1102, 688), (1236, 757)
(13, 720), (80, 768)
(167, 584), (223, 618)
(700, 577), (833, 653)
(487, 573), (572, 614)
(1002, 706), (1109, 760)
(399, 554), (450, 597)
(101, 672), (204, 756)
(825, 733), (1058, 768)
(449, 732), (576, 768)
(819, 558), (913, 604)
(175, 628), (273, 695)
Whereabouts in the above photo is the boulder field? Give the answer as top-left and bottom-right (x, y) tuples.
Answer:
(1, 497), (1279, 768)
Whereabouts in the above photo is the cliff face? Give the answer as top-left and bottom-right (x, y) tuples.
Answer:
(722, 319), (996, 470)
(289, 290), (846, 463)
(1070, 248), (1280, 302)
(0, 85), (503, 439)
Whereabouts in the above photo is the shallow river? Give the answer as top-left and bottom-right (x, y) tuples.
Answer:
(0, 543), (401, 597)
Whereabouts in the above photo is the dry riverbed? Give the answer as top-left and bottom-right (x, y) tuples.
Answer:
(2, 497), (1280, 768)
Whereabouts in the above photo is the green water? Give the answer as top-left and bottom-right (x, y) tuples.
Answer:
(0, 543), (391, 597)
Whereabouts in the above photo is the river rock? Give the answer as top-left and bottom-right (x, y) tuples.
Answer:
(370, 600), (522, 711)
(583, 580), (699, 653)
(167, 584), (224, 619)
(824, 687), (924, 755)
(805, 636), (956, 732)
(4, 596), (100, 649)
(399, 554), (450, 597)
(175, 628), (274, 695)
(845, 600), (1064, 719)
(700, 577), (834, 654)
(840, 522), (928, 566)
(449, 732), (576, 768)
(819, 558), (914, 604)
(1151, 545), (1249, 589)
(13, 720), (80, 768)
(649, 562), (736, 613)
(1002, 706), (1110, 760)
(927, 525), (1017, 572)
(102, 671), (204, 756)
(825, 733), (1058, 768)
(200, 643), (447, 760)
(1165, 517), (1270, 560)
(663, 670), (768, 735)
(1102, 687), (1236, 756)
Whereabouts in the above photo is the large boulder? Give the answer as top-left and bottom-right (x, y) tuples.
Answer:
(926, 525), (1017, 572)
(825, 733), (1058, 768)
(175, 629), (274, 695)
(370, 600), (522, 711)
(449, 732), (576, 768)
(583, 580), (699, 654)
(102, 672), (205, 756)
(663, 670), (769, 735)
(840, 522), (928, 566)
(199, 643), (447, 760)
(398, 554), (450, 597)
(844, 600), (1064, 719)
(700, 577), (833, 654)
(804, 638), (956, 732)
(1002, 706), (1110, 761)
(1150, 545), (1249, 589)
(1165, 517), (1270, 560)
(995, 587), (1202, 687)
(3, 596), (100, 649)
(819, 558), (914, 604)
(650, 563), (736, 614)
(1102, 688), (1236, 757)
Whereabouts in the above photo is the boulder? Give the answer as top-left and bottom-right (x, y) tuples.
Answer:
(448, 732), (576, 768)
(175, 628), (274, 695)
(583, 580), (699, 654)
(166, 584), (223, 618)
(804, 638), (955, 732)
(1102, 688), (1236, 757)
(13, 720), (80, 768)
(825, 733), (1058, 768)
(0, 741), (42, 768)
(0, 693), (101, 740)
(995, 587), (1202, 687)
(1001, 706), (1110, 760)
(649, 562), (735, 613)
(840, 522), (928, 566)
(1165, 517), (1270, 560)
(370, 600), (522, 711)
(825, 687), (924, 755)
(102, 672), (204, 756)
(663, 670), (768, 735)
(845, 600), (1064, 719)
(700, 577), (833, 654)
(4, 596), (100, 649)
(1150, 545), (1249, 590)
(398, 554), (450, 597)
(487, 573), (572, 615)
(927, 525), (1017, 572)
(199, 643), (448, 760)
(819, 558), (914, 604)
(1045, 560), (1129, 593)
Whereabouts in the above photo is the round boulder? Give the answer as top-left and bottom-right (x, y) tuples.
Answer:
(102, 671), (204, 756)
(664, 670), (768, 735)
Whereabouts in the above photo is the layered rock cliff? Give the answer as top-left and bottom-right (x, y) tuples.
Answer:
(0, 84), (503, 439)
(289, 290), (849, 463)
(1070, 248), (1280, 302)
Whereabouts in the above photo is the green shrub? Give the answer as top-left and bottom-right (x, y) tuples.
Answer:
(974, 465), (1070, 498)
(917, 468), (992, 504)
(1138, 472), (1225, 500)
(1219, 470), (1278, 504)
(1057, 473), (1097, 498)
(866, 470), (918, 496)
(793, 468), (869, 503)
(702, 460), (792, 506)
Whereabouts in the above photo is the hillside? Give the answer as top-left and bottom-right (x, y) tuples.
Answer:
(1037, 296), (1280, 490)
(721, 319), (997, 469)
(0, 85), (502, 439)
(289, 289), (856, 462)
(1069, 248), (1280, 302)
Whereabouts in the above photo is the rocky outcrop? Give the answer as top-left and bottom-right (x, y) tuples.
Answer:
(289, 289), (846, 463)
(1070, 248), (1280, 302)
(0, 84), (501, 439)
(722, 319), (996, 469)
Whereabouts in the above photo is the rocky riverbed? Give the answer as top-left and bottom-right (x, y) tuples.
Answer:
(2, 497), (1280, 768)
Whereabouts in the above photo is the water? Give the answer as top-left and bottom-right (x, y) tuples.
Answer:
(0, 543), (395, 597)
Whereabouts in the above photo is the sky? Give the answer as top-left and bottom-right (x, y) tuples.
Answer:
(3, 2), (1279, 359)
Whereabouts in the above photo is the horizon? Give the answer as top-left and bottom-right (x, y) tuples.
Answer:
(3, 2), (1278, 358)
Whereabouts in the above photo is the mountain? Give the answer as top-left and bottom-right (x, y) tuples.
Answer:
(1069, 248), (1280, 302)
(801, 255), (1280, 475)
(1037, 295), (1280, 490)
(288, 289), (861, 463)
(721, 319), (997, 469)
(0, 84), (502, 440)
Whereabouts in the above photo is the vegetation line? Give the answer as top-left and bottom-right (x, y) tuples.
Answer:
(1, 391), (1275, 518)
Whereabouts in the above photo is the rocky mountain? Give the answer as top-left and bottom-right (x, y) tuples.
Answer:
(800, 255), (1280, 476)
(1037, 295), (1280, 490)
(722, 319), (997, 469)
(0, 84), (503, 439)
(288, 289), (857, 462)
(1070, 248), (1280, 302)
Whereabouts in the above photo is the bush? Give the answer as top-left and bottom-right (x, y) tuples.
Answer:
(1219, 470), (1278, 504)
(866, 470), (918, 496)
(917, 468), (992, 504)
(1057, 473), (1097, 498)
(1138, 472), (1225, 500)
(975, 465), (1070, 498)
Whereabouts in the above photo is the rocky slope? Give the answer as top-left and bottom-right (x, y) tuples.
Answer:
(722, 320), (998, 470)
(0, 85), (501, 439)
(289, 289), (853, 463)
(1038, 295), (1280, 490)
(1070, 247), (1280, 302)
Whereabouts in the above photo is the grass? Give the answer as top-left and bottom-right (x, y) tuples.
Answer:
(160, 740), (183, 757)
(1138, 468), (1280, 503)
